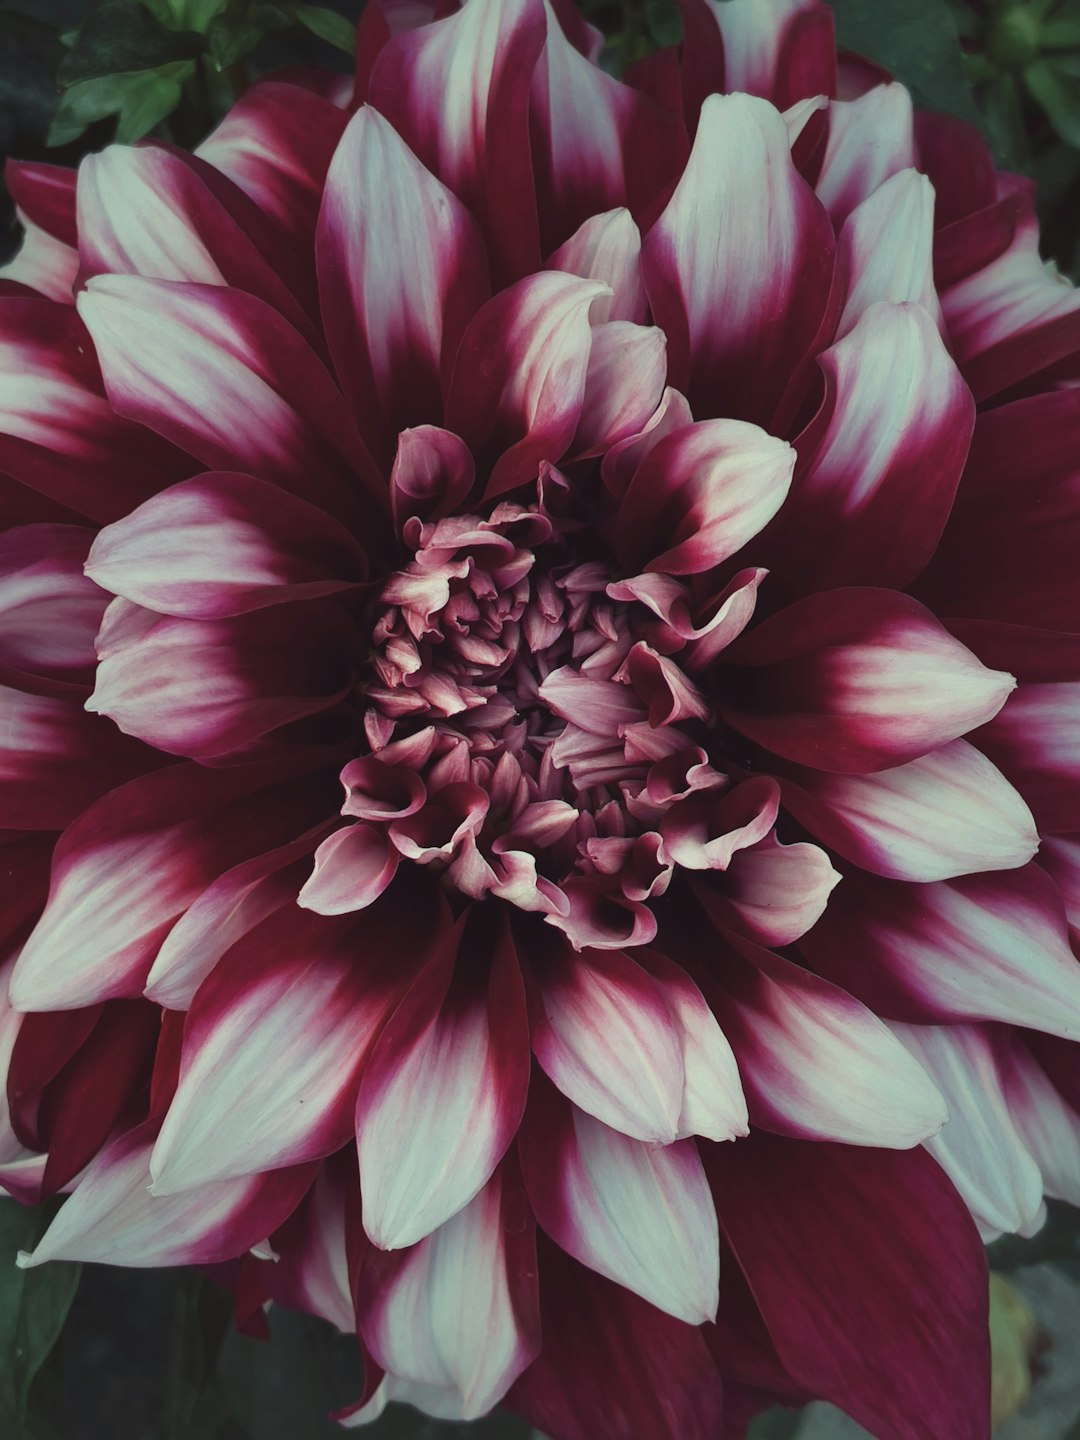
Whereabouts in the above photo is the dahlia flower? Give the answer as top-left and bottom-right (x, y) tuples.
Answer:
(2, 0), (1080, 1434)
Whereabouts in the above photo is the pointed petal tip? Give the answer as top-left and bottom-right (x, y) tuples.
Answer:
(15, 1249), (35, 1270)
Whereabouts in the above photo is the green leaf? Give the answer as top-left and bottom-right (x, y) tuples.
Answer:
(289, 4), (356, 54)
(47, 60), (195, 147)
(980, 68), (1031, 168)
(207, 12), (265, 69)
(57, 1), (203, 87)
(164, 1272), (235, 1440)
(0, 1199), (81, 1434)
(1024, 56), (1080, 146)
(826, 0), (983, 127)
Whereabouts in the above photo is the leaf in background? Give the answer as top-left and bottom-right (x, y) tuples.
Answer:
(220, 1303), (536, 1439)
(746, 1409), (803, 1439)
(165, 1272), (236, 1440)
(46, 59), (195, 146)
(57, 1), (203, 87)
(1025, 55), (1080, 147)
(288, 3), (356, 54)
(206, 10), (265, 70)
(0, 1198), (82, 1434)
(827, 0), (983, 126)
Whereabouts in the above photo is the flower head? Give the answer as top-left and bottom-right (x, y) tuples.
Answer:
(3, 1), (1080, 1436)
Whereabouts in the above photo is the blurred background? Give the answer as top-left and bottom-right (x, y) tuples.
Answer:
(2, 1), (1080, 1437)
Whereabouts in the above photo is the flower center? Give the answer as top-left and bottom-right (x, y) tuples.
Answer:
(313, 500), (766, 950)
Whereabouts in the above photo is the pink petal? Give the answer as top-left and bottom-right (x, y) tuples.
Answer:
(17, 1121), (314, 1268)
(520, 1079), (719, 1323)
(722, 589), (1016, 773)
(389, 426), (476, 530)
(508, 1235), (724, 1440)
(0, 523), (104, 680)
(530, 6), (688, 253)
(616, 418), (794, 576)
(705, 0), (836, 110)
(0, 217), (77, 303)
(799, 863), (1080, 1037)
(150, 903), (418, 1192)
(545, 208), (647, 323)
(526, 941), (685, 1142)
(770, 301), (973, 594)
(86, 472), (366, 619)
(356, 1166), (540, 1420)
(145, 834), (320, 1010)
(76, 143), (311, 332)
(4, 160), (77, 248)
(195, 79), (347, 259)
(368, 0), (546, 283)
(356, 919), (529, 1249)
(643, 92), (836, 427)
(888, 1023), (1045, 1240)
(921, 392), (1080, 633)
(87, 598), (355, 761)
(0, 296), (191, 524)
(0, 682), (151, 831)
(297, 824), (401, 916)
(941, 184), (1080, 400)
(76, 277), (374, 520)
(264, 1150), (357, 1334)
(8, 761), (323, 1010)
(836, 169), (941, 337)
(696, 833), (841, 947)
(660, 775), (780, 872)
(316, 106), (489, 462)
(814, 84), (916, 225)
(778, 739), (1038, 881)
(706, 939), (948, 1147)
(571, 321), (667, 459)
(709, 1132), (990, 1440)
(447, 271), (607, 498)
(1001, 1038), (1080, 1210)
(635, 948), (749, 1143)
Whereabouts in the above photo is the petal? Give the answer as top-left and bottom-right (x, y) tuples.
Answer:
(1001, 1038), (1080, 1209)
(520, 1079), (719, 1323)
(695, 832), (840, 947)
(0, 683), (151, 831)
(615, 418), (794, 576)
(0, 296), (190, 524)
(356, 1166), (540, 1420)
(643, 92), (837, 427)
(920, 392), (1080, 633)
(769, 302), (974, 594)
(571, 321), (667, 459)
(705, 939), (948, 1148)
(194, 79), (348, 258)
(87, 599), (355, 762)
(709, 1131), (991, 1440)
(941, 185), (1080, 400)
(525, 941), (685, 1143)
(530, 2), (688, 252)
(777, 739), (1039, 881)
(814, 84), (916, 224)
(76, 277), (374, 522)
(389, 426), (476, 529)
(888, 1023), (1045, 1240)
(546, 208), (647, 323)
(800, 863), (1080, 1037)
(8, 761), (324, 1010)
(297, 824), (401, 916)
(85, 472), (366, 619)
(836, 169), (941, 337)
(447, 271), (607, 498)
(704, 0), (836, 110)
(316, 106), (490, 461)
(0, 524), (103, 680)
(508, 1234), (724, 1440)
(0, 216), (77, 303)
(357, 918), (529, 1249)
(18, 1122), (314, 1268)
(722, 589), (1016, 773)
(150, 902), (420, 1192)
(144, 834), (320, 1010)
(4, 160), (77, 248)
(76, 142), (312, 330)
(368, 0), (546, 283)
(635, 948), (749, 1143)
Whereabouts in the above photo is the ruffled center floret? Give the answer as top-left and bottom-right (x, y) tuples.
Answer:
(299, 493), (772, 949)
